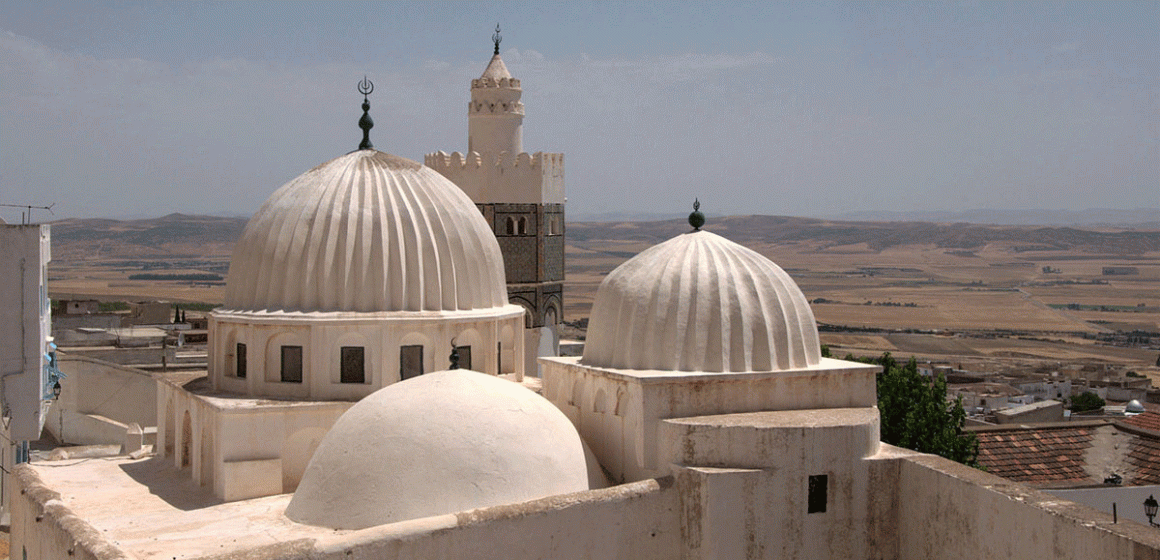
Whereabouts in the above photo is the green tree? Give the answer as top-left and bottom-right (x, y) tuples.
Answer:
(1069, 391), (1105, 413)
(872, 352), (979, 467)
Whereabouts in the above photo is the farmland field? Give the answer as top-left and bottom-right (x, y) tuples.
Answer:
(46, 213), (1160, 382)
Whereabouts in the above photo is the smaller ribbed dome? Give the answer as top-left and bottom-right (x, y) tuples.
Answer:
(583, 230), (821, 372)
(285, 370), (597, 529)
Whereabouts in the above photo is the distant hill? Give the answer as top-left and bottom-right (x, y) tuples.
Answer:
(828, 208), (1160, 228)
(50, 213), (247, 261)
(47, 212), (1160, 264)
(569, 215), (1160, 255)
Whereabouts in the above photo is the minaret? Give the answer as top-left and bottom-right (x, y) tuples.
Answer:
(426, 26), (566, 376)
(468, 24), (524, 156)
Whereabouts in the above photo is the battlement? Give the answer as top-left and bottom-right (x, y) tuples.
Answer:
(470, 100), (525, 115)
(425, 150), (564, 204)
(427, 150), (563, 171)
(472, 77), (521, 89)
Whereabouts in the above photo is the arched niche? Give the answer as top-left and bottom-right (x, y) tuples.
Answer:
(453, 328), (484, 373)
(332, 331), (371, 385)
(266, 332), (306, 384)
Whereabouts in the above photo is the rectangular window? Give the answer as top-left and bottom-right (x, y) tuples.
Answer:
(455, 345), (472, 371)
(808, 474), (828, 514)
(281, 345), (303, 383)
(400, 345), (423, 380)
(341, 346), (365, 384)
(236, 343), (247, 378)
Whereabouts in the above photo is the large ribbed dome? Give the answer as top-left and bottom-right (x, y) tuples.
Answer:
(224, 150), (508, 312)
(285, 370), (597, 529)
(583, 230), (821, 372)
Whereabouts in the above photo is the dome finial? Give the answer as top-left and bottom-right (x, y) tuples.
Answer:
(449, 337), (460, 370)
(689, 198), (705, 231)
(358, 76), (375, 150)
(492, 23), (502, 56)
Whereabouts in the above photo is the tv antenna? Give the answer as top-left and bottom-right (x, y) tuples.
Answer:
(1, 203), (55, 225)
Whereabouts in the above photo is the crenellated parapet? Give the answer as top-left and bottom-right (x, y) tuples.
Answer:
(472, 76), (521, 89)
(425, 150), (564, 204)
(470, 99), (525, 116)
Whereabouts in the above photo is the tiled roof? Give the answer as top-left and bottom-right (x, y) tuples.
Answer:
(1127, 436), (1160, 485)
(975, 427), (1093, 484)
(1123, 411), (1160, 432)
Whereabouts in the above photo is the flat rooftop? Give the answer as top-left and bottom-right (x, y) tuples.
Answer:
(28, 455), (335, 559)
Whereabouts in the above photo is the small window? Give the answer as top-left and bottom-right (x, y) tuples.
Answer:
(455, 345), (472, 370)
(281, 345), (303, 383)
(808, 474), (828, 514)
(340, 346), (365, 384)
(517, 217), (528, 235)
(236, 343), (247, 378)
(401, 345), (424, 380)
(505, 217), (515, 235)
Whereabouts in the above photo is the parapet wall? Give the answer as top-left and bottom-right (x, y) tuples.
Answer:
(425, 150), (564, 204)
(10, 466), (128, 560)
(307, 478), (680, 559)
(894, 452), (1160, 560)
(46, 354), (157, 445)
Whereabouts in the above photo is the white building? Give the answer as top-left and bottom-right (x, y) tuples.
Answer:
(0, 223), (57, 442)
(1016, 379), (1073, 402)
(0, 222), (61, 517)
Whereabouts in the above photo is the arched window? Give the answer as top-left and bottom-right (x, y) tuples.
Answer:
(517, 217), (528, 235)
(505, 217), (516, 235)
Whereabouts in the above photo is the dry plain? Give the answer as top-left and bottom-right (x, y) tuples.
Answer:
(46, 213), (1160, 382)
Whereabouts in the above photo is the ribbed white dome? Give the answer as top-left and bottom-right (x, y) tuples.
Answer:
(582, 230), (821, 372)
(224, 150), (508, 312)
(285, 370), (597, 529)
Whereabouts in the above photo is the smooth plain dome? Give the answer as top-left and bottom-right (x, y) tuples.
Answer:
(583, 230), (821, 373)
(224, 150), (508, 313)
(285, 370), (595, 530)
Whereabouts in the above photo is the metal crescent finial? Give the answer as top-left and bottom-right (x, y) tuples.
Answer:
(493, 23), (502, 55)
(689, 198), (705, 231)
(449, 337), (460, 370)
(358, 77), (374, 150)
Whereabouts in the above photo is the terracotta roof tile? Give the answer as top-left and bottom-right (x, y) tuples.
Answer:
(975, 427), (1093, 485)
(1127, 436), (1160, 485)
(1124, 411), (1160, 433)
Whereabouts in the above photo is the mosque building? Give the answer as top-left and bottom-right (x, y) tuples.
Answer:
(8, 33), (1160, 560)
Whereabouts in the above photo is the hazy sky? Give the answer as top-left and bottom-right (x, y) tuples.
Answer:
(1, 1), (1156, 222)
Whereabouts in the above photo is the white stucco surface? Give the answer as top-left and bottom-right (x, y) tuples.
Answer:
(208, 305), (525, 399)
(583, 229), (821, 372)
(286, 369), (597, 529)
(0, 224), (52, 440)
(224, 149), (508, 313)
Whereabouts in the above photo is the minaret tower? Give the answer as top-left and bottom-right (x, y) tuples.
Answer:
(427, 25), (565, 376)
(468, 25), (524, 156)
